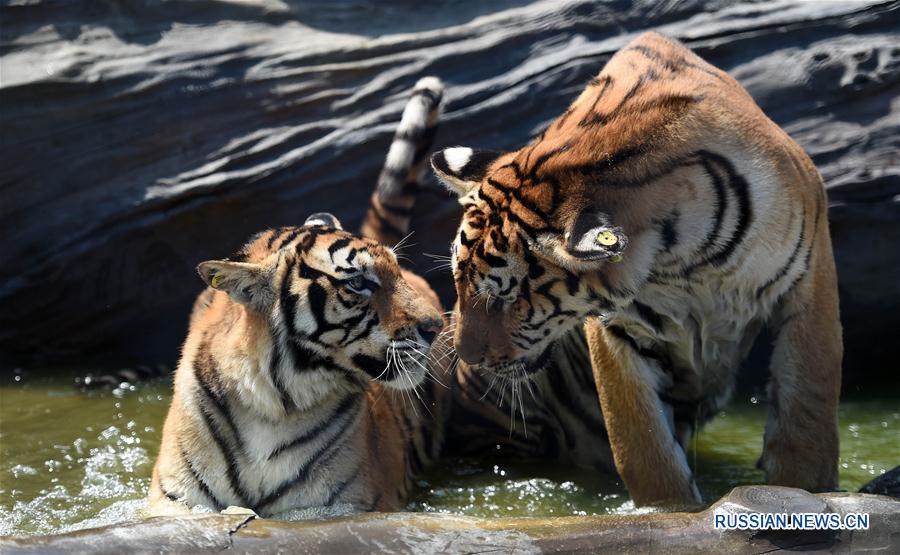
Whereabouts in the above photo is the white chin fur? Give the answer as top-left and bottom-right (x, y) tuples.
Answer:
(381, 359), (427, 390)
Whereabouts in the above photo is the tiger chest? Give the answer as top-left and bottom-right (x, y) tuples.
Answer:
(225, 408), (367, 514)
(612, 276), (769, 411)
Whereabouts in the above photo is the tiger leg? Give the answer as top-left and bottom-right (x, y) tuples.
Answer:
(760, 238), (841, 492)
(585, 318), (702, 507)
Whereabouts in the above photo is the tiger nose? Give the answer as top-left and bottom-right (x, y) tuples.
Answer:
(416, 319), (442, 346)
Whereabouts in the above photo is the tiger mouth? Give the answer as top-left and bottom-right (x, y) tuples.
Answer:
(482, 345), (554, 379)
(378, 344), (429, 390)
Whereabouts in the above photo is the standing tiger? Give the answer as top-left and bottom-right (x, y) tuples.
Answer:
(431, 32), (841, 507)
(149, 77), (449, 516)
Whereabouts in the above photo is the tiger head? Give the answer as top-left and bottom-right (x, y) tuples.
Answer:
(196, 213), (443, 391)
(431, 143), (630, 378)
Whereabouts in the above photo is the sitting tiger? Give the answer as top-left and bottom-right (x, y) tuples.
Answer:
(431, 32), (842, 507)
(149, 77), (449, 516)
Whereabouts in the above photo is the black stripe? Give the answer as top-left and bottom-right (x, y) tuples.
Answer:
(343, 312), (380, 345)
(756, 215), (806, 299)
(699, 156), (727, 254)
(279, 260), (299, 336)
(580, 73), (648, 127)
(604, 325), (672, 374)
(579, 74), (613, 126)
(575, 143), (647, 181)
(193, 347), (252, 506)
(623, 44), (727, 83)
(353, 352), (392, 380)
(324, 466), (360, 505)
(159, 482), (180, 502)
(275, 227), (303, 251)
(624, 45), (682, 72)
(633, 301), (664, 333)
(482, 177), (558, 233)
(256, 399), (363, 511)
(677, 157), (727, 274)
(778, 234), (816, 304)
(178, 441), (225, 511)
(267, 394), (359, 460)
(410, 86), (442, 106)
(394, 126), (426, 142)
(700, 151), (753, 268)
(268, 334), (295, 413)
(306, 281), (332, 341)
(554, 106), (575, 130)
(660, 213), (679, 251)
(266, 227), (288, 250)
(327, 238), (351, 257)
(528, 143), (572, 177)
(479, 248), (507, 268)
(412, 125), (439, 165)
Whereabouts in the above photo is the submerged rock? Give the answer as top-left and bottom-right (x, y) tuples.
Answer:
(0, 1), (897, 384)
(1, 487), (898, 553)
(859, 466), (900, 498)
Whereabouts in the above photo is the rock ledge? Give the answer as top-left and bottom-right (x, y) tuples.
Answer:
(2, 487), (898, 554)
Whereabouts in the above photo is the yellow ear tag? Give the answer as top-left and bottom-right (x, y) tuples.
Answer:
(609, 254), (624, 264)
(211, 274), (223, 289)
(596, 230), (618, 247)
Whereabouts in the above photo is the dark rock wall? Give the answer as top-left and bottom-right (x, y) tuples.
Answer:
(1, 1), (897, 384)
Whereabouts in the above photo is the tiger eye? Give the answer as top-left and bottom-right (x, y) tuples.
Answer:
(596, 230), (618, 246)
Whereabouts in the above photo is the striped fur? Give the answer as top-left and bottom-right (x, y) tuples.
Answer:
(150, 78), (449, 516)
(432, 32), (841, 507)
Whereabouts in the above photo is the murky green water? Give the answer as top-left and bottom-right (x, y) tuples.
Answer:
(1, 369), (897, 536)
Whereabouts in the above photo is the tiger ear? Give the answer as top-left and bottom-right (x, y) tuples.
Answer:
(562, 208), (628, 263)
(431, 147), (502, 197)
(304, 212), (343, 229)
(197, 260), (273, 311)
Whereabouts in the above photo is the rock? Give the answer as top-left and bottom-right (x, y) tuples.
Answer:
(1, 487), (898, 553)
(1, 1), (897, 384)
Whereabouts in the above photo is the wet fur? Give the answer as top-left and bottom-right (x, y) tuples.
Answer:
(150, 78), (449, 516)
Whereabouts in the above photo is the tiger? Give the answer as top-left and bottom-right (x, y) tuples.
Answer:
(430, 32), (842, 507)
(445, 326), (614, 470)
(149, 76), (449, 516)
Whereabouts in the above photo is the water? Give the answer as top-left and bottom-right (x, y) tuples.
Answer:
(1, 369), (897, 537)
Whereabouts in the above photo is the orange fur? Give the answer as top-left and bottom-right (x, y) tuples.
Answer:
(433, 32), (842, 506)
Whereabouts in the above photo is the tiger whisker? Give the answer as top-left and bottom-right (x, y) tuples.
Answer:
(372, 341), (397, 382)
(405, 345), (439, 378)
(522, 369), (538, 404)
(516, 364), (528, 438)
(423, 252), (452, 261)
(399, 353), (427, 417)
(497, 374), (509, 409)
(480, 372), (500, 401)
(425, 263), (453, 275)
(391, 231), (415, 256)
(427, 343), (457, 366)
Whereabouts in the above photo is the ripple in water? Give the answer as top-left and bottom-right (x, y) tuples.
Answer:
(1, 371), (896, 537)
